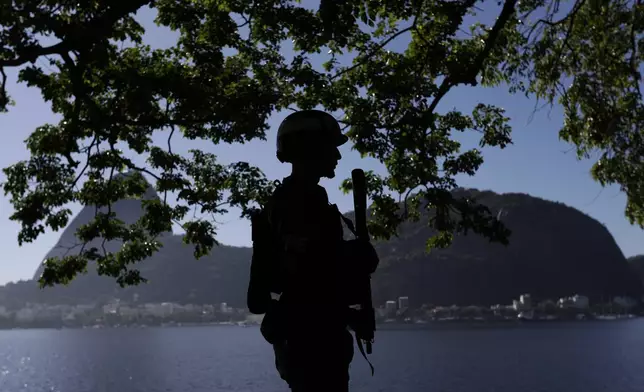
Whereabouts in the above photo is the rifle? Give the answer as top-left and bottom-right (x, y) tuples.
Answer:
(351, 169), (376, 357)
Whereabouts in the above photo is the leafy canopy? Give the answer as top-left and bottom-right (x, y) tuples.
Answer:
(1, 0), (642, 287)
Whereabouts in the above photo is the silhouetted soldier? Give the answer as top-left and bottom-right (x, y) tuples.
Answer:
(247, 110), (378, 392)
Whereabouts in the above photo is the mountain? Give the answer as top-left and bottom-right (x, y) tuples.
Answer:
(0, 237), (251, 309)
(21, 171), (247, 307)
(365, 189), (641, 306)
(1, 184), (640, 309)
(32, 171), (169, 281)
(628, 255), (644, 286)
(628, 255), (644, 265)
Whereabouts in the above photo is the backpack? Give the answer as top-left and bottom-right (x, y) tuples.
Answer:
(246, 182), (289, 345)
(246, 205), (277, 315)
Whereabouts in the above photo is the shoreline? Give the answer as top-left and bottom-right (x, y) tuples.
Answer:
(0, 316), (639, 332)
(376, 316), (640, 330)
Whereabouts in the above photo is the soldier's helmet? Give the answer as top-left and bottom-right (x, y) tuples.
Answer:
(276, 110), (348, 163)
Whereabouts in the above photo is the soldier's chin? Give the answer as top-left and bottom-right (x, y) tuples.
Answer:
(322, 169), (336, 179)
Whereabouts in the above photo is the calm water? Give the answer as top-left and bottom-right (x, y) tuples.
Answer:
(1, 320), (644, 392)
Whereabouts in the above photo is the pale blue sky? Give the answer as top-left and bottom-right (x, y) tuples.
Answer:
(0, 4), (642, 285)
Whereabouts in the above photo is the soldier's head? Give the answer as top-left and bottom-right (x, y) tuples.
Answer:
(276, 110), (348, 180)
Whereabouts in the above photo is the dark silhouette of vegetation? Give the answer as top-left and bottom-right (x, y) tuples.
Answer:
(1, 0), (642, 287)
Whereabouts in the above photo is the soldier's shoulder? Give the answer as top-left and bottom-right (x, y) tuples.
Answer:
(273, 178), (328, 201)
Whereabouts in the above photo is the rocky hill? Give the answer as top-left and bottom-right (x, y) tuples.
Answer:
(366, 189), (641, 306)
(628, 255), (644, 265)
(0, 180), (640, 309)
(31, 171), (169, 281)
(628, 255), (644, 285)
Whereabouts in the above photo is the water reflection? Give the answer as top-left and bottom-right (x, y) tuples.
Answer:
(0, 322), (643, 392)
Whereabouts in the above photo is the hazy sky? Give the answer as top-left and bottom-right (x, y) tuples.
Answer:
(0, 4), (642, 285)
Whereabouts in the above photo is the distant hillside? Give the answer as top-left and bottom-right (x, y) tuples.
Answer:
(628, 255), (644, 264)
(0, 238), (251, 309)
(364, 189), (641, 306)
(31, 170), (170, 281)
(628, 255), (644, 286)
(1, 184), (640, 309)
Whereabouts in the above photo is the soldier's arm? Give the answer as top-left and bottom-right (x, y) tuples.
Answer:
(247, 210), (273, 314)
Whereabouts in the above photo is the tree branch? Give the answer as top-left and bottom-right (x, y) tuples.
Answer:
(330, 16), (419, 81)
(68, 136), (99, 195)
(629, 6), (642, 99)
(0, 68), (8, 108)
(0, 1), (150, 68)
(526, 0), (585, 43)
(426, 0), (519, 115)
(0, 42), (69, 67)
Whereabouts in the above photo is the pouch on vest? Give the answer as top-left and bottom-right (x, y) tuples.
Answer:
(246, 183), (290, 345)
(260, 297), (289, 344)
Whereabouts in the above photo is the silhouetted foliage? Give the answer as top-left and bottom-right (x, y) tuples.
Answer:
(1, 0), (641, 286)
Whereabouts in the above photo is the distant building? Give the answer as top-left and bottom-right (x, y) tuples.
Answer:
(75, 304), (95, 313)
(396, 307), (410, 318)
(537, 300), (557, 313)
(143, 302), (174, 317)
(519, 294), (532, 309)
(432, 307), (450, 319)
(398, 296), (409, 309)
(375, 307), (389, 319)
(119, 306), (139, 318)
(491, 304), (503, 316)
(558, 294), (589, 310)
(613, 296), (637, 309)
(62, 312), (76, 322)
(220, 302), (233, 314)
(513, 294), (533, 311)
(385, 301), (397, 318)
(102, 302), (118, 315)
(571, 295), (589, 309)
(202, 304), (215, 314)
(15, 308), (35, 323)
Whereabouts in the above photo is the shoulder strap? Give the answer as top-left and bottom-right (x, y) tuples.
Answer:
(331, 204), (358, 238)
(251, 180), (282, 243)
(356, 336), (375, 376)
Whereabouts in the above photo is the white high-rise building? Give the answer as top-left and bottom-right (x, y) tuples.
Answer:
(220, 302), (233, 313)
(398, 296), (409, 309)
(385, 301), (397, 317)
